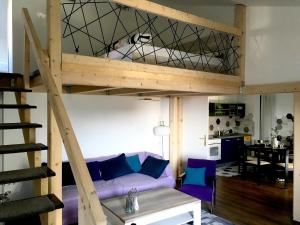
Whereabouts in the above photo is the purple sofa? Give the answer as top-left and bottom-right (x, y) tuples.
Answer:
(62, 152), (176, 225)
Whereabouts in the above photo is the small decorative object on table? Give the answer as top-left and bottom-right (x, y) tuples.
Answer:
(125, 188), (139, 213)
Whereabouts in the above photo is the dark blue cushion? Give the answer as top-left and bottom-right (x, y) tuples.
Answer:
(139, 156), (169, 179)
(126, 155), (142, 172)
(86, 161), (101, 181)
(62, 162), (76, 186)
(183, 167), (206, 186)
(99, 153), (134, 180)
(43, 162), (76, 186)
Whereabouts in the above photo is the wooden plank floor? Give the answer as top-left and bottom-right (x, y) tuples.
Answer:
(213, 176), (293, 225)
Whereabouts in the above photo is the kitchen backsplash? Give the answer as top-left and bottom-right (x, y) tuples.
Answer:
(209, 113), (255, 136)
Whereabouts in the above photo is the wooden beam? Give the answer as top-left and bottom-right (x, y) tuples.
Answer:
(84, 87), (122, 95)
(112, 0), (242, 36)
(294, 92), (300, 222)
(104, 88), (161, 96)
(244, 82), (300, 95)
(139, 91), (204, 97)
(62, 54), (242, 95)
(47, 0), (62, 224)
(68, 85), (116, 94)
(22, 8), (107, 225)
(235, 4), (246, 81)
(169, 97), (182, 177)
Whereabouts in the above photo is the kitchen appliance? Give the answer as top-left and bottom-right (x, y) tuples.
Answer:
(207, 138), (221, 160)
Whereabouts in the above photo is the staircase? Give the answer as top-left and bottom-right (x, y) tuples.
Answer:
(0, 73), (63, 223)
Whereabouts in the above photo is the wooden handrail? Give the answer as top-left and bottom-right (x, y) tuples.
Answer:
(22, 8), (107, 225)
(112, 0), (242, 36)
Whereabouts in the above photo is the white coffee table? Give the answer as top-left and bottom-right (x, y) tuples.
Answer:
(101, 187), (201, 225)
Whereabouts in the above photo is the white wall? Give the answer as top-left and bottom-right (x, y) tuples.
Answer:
(182, 96), (209, 162)
(12, 0), (48, 73)
(155, 0), (235, 26)
(243, 95), (260, 140)
(294, 93), (300, 222)
(245, 6), (300, 85)
(0, 0), (9, 72)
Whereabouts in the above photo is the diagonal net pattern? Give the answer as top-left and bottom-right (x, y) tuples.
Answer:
(62, 0), (240, 75)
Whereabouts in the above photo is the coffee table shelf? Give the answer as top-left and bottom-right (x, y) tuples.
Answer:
(102, 188), (201, 225)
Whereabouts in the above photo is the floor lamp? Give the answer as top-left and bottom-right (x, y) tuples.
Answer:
(153, 121), (170, 158)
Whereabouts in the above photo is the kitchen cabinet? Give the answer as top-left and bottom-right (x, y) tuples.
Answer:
(209, 103), (245, 118)
(219, 136), (244, 164)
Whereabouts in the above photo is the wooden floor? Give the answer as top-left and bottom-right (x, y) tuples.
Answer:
(213, 176), (293, 225)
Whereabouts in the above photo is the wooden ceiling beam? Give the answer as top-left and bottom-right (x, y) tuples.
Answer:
(62, 54), (242, 95)
(105, 88), (163, 96)
(244, 82), (300, 95)
(68, 85), (118, 94)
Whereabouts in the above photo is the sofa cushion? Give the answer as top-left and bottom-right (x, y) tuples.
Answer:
(62, 162), (76, 186)
(183, 167), (206, 186)
(86, 161), (101, 181)
(99, 153), (133, 180)
(139, 156), (169, 179)
(126, 154), (142, 172)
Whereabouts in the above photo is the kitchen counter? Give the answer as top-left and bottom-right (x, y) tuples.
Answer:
(208, 133), (251, 140)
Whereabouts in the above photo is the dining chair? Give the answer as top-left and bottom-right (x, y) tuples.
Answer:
(179, 158), (216, 212)
(242, 145), (272, 184)
(273, 148), (294, 188)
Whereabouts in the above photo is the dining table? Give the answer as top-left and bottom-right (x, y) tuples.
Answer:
(243, 144), (292, 187)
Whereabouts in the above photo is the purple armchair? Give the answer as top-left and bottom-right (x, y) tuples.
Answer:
(179, 158), (217, 212)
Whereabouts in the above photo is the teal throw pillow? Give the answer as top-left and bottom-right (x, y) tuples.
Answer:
(183, 167), (206, 186)
(126, 155), (142, 172)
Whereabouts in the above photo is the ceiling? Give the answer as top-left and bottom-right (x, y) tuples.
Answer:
(155, 0), (300, 6)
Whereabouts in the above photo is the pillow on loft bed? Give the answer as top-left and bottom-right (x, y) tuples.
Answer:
(106, 33), (152, 53)
(99, 153), (134, 180)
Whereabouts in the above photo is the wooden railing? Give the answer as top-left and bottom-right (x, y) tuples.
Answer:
(22, 8), (107, 225)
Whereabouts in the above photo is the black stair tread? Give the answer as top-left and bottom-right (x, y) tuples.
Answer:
(0, 104), (37, 109)
(0, 72), (23, 79)
(0, 194), (64, 222)
(0, 123), (42, 130)
(0, 143), (48, 154)
(0, 166), (55, 185)
(0, 87), (32, 92)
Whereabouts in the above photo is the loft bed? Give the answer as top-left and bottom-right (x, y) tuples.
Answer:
(30, 0), (245, 97)
(20, 0), (246, 224)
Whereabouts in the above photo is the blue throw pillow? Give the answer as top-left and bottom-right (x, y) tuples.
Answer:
(86, 161), (101, 181)
(183, 167), (206, 186)
(126, 155), (142, 172)
(99, 153), (134, 181)
(62, 162), (76, 186)
(139, 156), (169, 179)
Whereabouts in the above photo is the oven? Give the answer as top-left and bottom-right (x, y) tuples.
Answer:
(207, 139), (221, 160)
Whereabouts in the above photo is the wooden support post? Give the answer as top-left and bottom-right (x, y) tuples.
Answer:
(294, 92), (300, 222)
(169, 97), (183, 178)
(235, 4), (246, 83)
(47, 0), (62, 224)
(23, 8), (107, 224)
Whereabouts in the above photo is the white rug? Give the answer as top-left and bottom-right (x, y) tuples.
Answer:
(216, 165), (240, 177)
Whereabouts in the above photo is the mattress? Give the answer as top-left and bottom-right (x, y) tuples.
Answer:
(102, 43), (223, 71)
